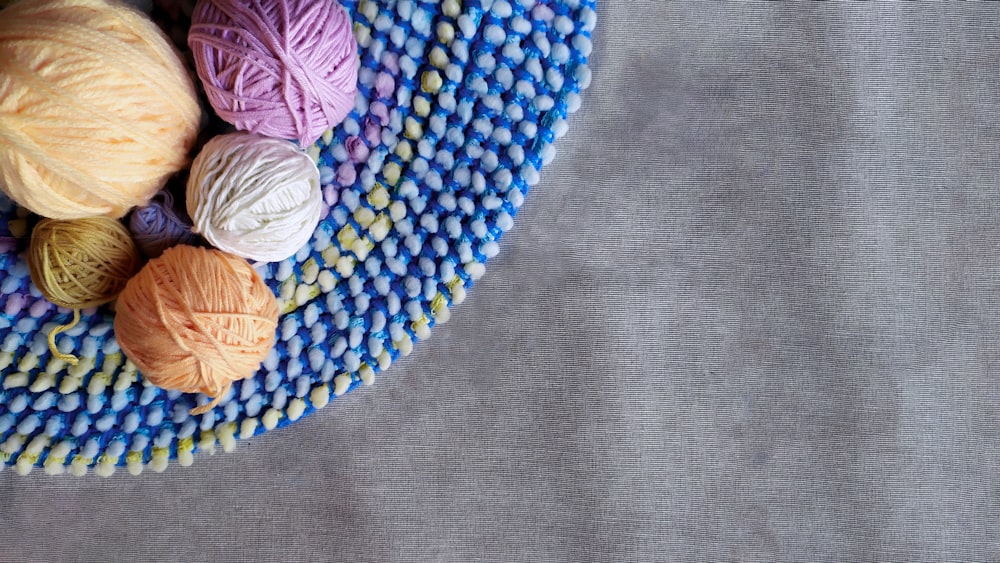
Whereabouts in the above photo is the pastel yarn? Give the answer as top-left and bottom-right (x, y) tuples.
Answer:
(114, 245), (279, 415)
(0, 0), (202, 219)
(187, 132), (322, 262)
(0, 0), (598, 476)
(28, 217), (141, 364)
(129, 190), (198, 258)
(188, 0), (359, 146)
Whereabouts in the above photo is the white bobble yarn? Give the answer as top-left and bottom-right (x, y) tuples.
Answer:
(187, 132), (323, 262)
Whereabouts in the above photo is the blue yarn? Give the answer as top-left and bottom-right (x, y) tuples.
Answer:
(128, 189), (197, 258)
(0, 0), (597, 474)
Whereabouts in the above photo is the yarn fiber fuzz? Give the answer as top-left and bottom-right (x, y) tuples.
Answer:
(0, 0), (202, 219)
(114, 245), (279, 415)
(188, 0), (359, 146)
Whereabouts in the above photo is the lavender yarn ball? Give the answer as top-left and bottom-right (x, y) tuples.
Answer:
(187, 0), (359, 146)
(129, 190), (197, 258)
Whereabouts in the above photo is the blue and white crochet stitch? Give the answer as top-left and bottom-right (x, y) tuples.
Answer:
(0, 0), (596, 475)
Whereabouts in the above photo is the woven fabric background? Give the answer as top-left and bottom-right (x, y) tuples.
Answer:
(2, 2), (999, 560)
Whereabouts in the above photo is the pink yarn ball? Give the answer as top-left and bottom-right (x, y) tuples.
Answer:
(188, 0), (359, 146)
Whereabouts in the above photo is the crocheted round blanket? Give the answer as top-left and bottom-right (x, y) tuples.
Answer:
(0, 0), (596, 475)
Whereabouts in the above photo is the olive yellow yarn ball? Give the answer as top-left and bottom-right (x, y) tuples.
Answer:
(0, 0), (202, 219)
(28, 217), (142, 311)
(28, 216), (142, 364)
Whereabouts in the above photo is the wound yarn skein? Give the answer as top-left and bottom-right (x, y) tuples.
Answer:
(129, 190), (198, 258)
(187, 132), (323, 262)
(0, 0), (202, 219)
(114, 245), (279, 415)
(28, 217), (142, 364)
(188, 0), (359, 146)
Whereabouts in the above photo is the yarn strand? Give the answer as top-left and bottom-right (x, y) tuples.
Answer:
(47, 308), (81, 365)
(191, 394), (225, 416)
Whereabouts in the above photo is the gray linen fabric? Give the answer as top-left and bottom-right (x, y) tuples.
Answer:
(2, 2), (999, 561)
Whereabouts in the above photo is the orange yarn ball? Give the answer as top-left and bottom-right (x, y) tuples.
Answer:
(114, 245), (279, 415)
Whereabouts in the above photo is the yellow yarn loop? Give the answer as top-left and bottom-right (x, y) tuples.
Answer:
(28, 217), (142, 364)
(47, 309), (81, 365)
(0, 0), (202, 219)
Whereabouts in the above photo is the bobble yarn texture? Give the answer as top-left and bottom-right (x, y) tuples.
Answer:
(0, 0), (202, 219)
(188, 0), (360, 146)
(0, 0), (596, 475)
(187, 132), (323, 263)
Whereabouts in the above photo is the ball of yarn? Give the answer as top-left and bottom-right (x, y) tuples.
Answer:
(28, 217), (141, 363)
(114, 245), (279, 415)
(187, 132), (322, 262)
(0, 0), (202, 219)
(29, 217), (142, 310)
(188, 0), (359, 146)
(129, 190), (198, 258)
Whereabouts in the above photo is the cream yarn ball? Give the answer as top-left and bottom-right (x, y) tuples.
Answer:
(186, 132), (323, 262)
(0, 0), (202, 220)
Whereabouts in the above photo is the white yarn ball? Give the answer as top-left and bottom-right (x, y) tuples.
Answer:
(187, 132), (322, 262)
